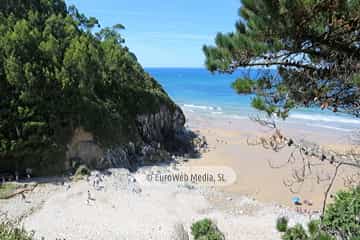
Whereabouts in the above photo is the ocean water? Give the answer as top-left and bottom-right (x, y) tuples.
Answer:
(146, 68), (360, 132)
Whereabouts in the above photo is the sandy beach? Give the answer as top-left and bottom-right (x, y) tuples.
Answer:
(2, 1), (360, 239)
(0, 168), (309, 240)
(0, 110), (358, 239)
(184, 110), (358, 211)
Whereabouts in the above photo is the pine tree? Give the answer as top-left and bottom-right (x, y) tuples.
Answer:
(204, 0), (360, 119)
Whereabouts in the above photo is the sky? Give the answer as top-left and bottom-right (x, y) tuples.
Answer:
(65, 0), (240, 68)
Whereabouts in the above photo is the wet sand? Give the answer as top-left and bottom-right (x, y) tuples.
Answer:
(184, 110), (358, 211)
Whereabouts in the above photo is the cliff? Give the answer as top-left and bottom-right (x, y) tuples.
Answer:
(66, 102), (188, 171)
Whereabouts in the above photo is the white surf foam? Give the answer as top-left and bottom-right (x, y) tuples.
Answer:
(290, 113), (360, 125)
(306, 123), (353, 132)
(183, 103), (222, 111)
(211, 111), (223, 115)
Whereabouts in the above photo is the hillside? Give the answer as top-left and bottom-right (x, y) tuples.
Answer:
(0, 0), (187, 176)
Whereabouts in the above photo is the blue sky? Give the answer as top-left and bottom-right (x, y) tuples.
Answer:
(65, 0), (240, 67)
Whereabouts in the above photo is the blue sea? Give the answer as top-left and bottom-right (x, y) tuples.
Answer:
(146, 68), (360, 132)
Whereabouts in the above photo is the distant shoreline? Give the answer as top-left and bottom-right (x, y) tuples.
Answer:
(147, 68), (360, 133)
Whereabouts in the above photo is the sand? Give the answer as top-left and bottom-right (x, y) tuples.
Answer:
(0, 167), (309, 240)
(0, 110), (357, 239)
(183, 110), (358, 211)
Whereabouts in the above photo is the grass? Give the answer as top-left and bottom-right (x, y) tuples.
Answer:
(0, 221), (34, 240)
(0, 183), (19, 199)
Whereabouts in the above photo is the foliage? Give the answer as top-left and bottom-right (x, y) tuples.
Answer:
(191, 218), (225, 240)
(231, 77), (254, 94)
(307, 220), (320, 236)
(0, 183), (18, 199)
(277, 188), (360, 239)
(282, 224), (308, 240)
(206, 2), (360, 238)
(0, 0), (176, 175)
(277, 220), (334, 240)
(322, 187), (360, 239)
(73, 164), (90, 180)
(276, 217), (288, 233)
(0, 222), (34, 240)
(204, 0), (360, 118)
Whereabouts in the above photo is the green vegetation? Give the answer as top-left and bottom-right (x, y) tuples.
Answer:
(191, 218), (225, 240)
(322, 187), (360, 238)
(231, 77), (254, 94)
(0, 183), (18, 199)
(277, 220), (334, 240)
(0, 222), (34, 240)
(73, 164), (90, 180)
(280, 223), (309, 240)
(276, 217), (288, 233)
(277, 187), (360, 240)
(204, 0), (360, 118)
(0, 0), (178, 175)
(205, 2), (360, 238)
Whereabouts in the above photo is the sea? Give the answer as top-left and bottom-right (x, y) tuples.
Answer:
(146, 68), (360, 133)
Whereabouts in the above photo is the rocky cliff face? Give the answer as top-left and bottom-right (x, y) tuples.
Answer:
(66, 103), (192, 171)
(136, 105), (185, 146)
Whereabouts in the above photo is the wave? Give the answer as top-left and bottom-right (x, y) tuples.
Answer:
(290, 113), (360, 125)
(182, 103), (222, 111)
(306, 123), (353, 132)
(181, 102), (360, 127)
(220, 114), (248, 120)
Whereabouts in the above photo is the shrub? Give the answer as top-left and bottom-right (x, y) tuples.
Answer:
(277, 219), (335, 240)
(191, 218), (225, 240)
(307, 220), (320, 236)
(276, 217), (288, 232)
(277, 187), (360, 240)
(0, 222), (34, 240)
(322, 187), (360, 239)
(282, 224), (308, 240)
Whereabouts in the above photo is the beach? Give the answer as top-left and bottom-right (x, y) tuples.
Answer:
(183, 109), (358, 211)
(0, 162), (308, 240)
(2, 1), (360, 239)
(2, 65), (359, 238)
(0, 109), (357, 239)
(1, 69), (359, 239)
